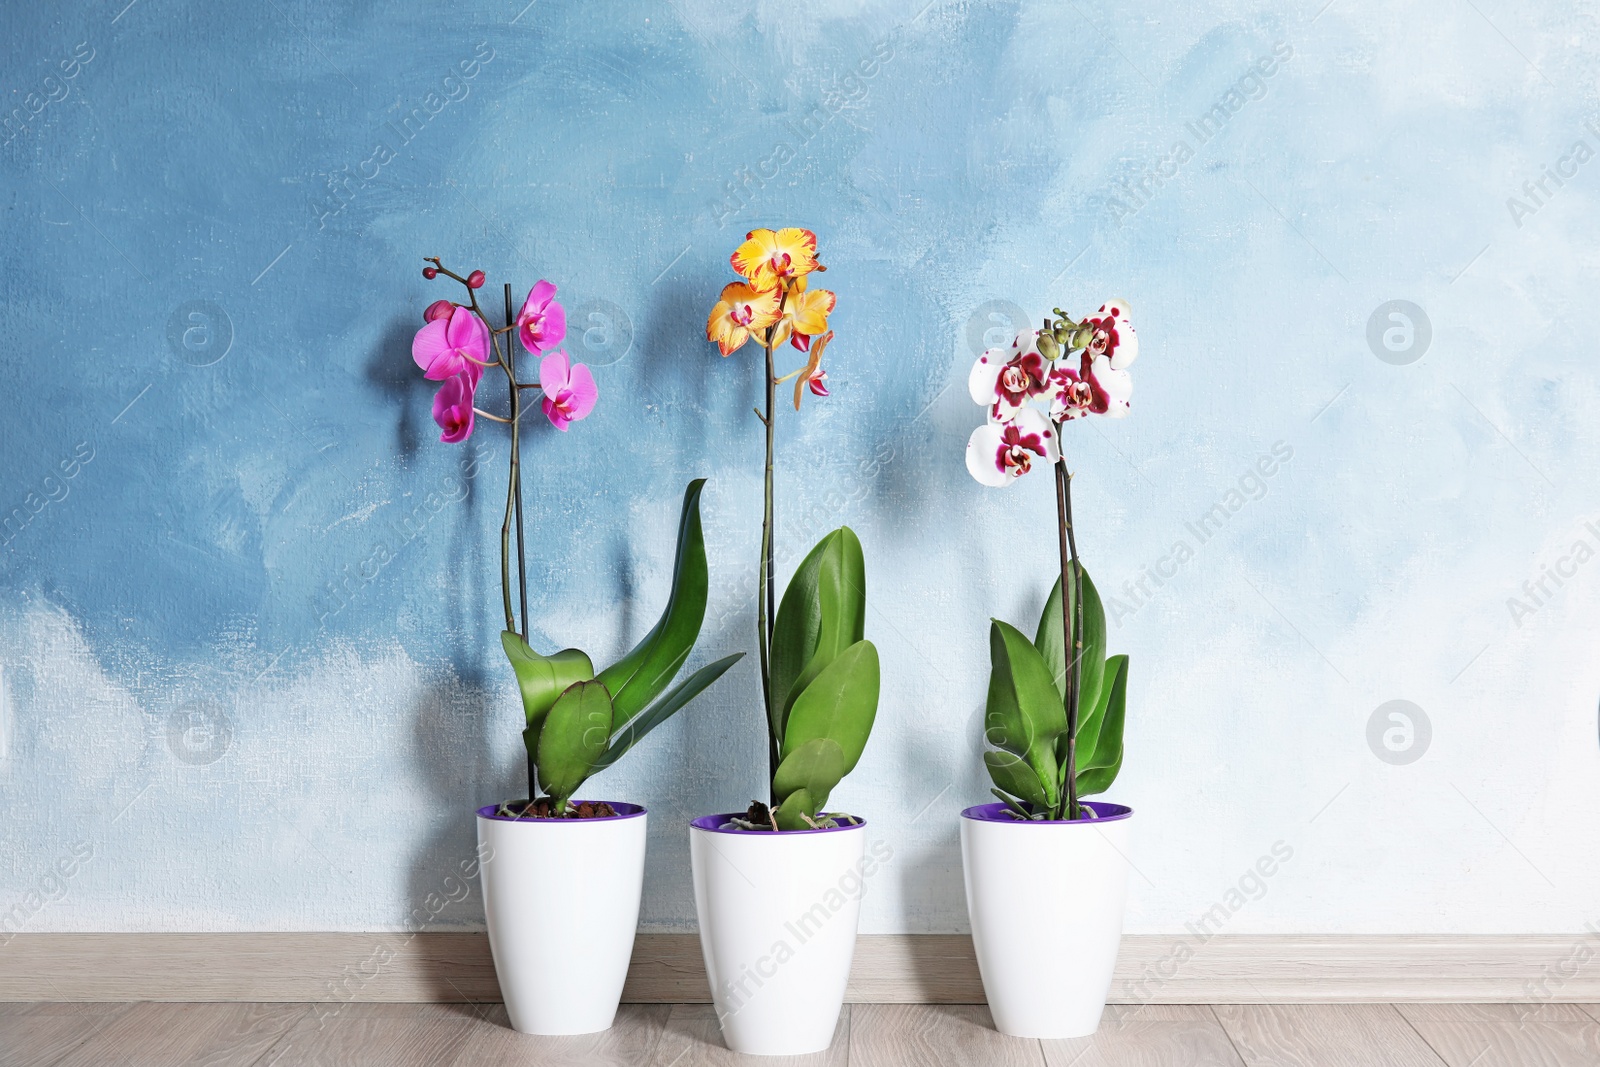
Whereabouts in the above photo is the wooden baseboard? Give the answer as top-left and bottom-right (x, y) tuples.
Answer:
(3, 933), (1596, 1003)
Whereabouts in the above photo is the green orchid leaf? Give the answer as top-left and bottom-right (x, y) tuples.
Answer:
(1035, 567), (1106, 714)
(1073, 654), (1126, 772)
(1076, 756), (1121, 798)
(986, 620), (1067, 758)
(595, 479), (711, 728)
(780, 639), (879, 772)
(984, 750), (1049, 809)
(771, 527), (866, 740)
(773, 787), (821, 830)
(989, 788), (1033, 821)
(768, 537), (829, 740)
(535, 680), (613, 807)
(500, 631), (594, 733)
(589, 652), (744, 775)
(773, 737), (847, 805)
(1076, 655), (1128, 796)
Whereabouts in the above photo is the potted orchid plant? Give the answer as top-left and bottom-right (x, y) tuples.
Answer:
(959, 300), (1140, 1039)
(688, 228), (881, 1056)
(409, 259), (741, 1036)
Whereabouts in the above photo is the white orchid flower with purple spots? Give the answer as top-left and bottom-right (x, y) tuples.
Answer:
(963, 302), (1138, 487)
(965, 407), (1060, 487)
(1050, 353), (1131, 421)
(968, 329), (1051, 422)
(1083, 298), (1138, 370)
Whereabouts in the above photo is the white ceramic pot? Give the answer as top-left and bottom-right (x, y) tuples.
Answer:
(960, 800), (1133, 1039)
(475, 801), (647, 1035)
(690, 813), (872, 1055)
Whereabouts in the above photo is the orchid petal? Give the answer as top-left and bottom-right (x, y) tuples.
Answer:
(1084, 354), (1133, 417)
(412, 317), (451, 375)
(542, 395), (570, 431)
(562, 361), (598, 420)
(1090, 356), (1132, 402)
(1089, 299), (1138, 370)
(731, 227), (820, 292)
(706, 282), (779, 356)
(517, 280), (566, 354)
(538, 298), (567, 351)
(521, 280), (557, 317)
(965, 424), (1011, 487)
(432, 373), (476, 443)
(968, 351), (1004, 406)
(538, 349), (572, 394)
(1012, 407), (1060, 464)
(444, 305), (489, 356)
(793, 330), (831, 410)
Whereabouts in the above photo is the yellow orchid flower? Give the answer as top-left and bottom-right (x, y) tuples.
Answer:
(793, 330), (833, 410)
(770, 278), (837, 350)
(706, 282), (781, 357)
(731, 227), (823, 292)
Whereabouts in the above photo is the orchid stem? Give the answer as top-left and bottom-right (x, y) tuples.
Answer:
(508, 282), (530, 643)
(1054, 450), (1082, 822)
(760, 337), (779, 806)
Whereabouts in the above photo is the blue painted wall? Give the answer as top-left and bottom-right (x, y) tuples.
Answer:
(3, 0), (1598, 941)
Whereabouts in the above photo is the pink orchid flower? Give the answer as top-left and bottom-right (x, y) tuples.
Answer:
(538, 349), (597, 431)
(413, 305), (489, 382)
(516, 281), (567, 355)
(432, 372), (477, 443)
(965, 408), (1060, 487)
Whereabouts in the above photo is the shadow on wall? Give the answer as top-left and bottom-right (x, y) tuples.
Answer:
(364, 316), (433, 465)
(362, 312), (499, 683)
(896, 701), (988, 944)
(637, 273), (758, 455)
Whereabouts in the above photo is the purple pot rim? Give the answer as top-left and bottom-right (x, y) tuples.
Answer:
(689, 811), (867, 835)
(475, 801), (646, 823)
(961, 800), (1133, 825)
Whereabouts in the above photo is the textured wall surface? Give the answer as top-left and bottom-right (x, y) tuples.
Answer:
(2, 0), (1597, 941)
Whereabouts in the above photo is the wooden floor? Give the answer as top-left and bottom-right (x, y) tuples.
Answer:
(6, 1001), (1600, 1066)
